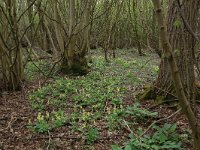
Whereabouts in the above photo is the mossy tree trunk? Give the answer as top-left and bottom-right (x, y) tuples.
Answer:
(61, 0), (91, 75)
(147, 0), (199, 102)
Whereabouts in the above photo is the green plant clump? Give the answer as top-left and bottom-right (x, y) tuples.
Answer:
(86, 127), (99, 144)
(112, 123), (184, 150)
(28, 110), (67, 133)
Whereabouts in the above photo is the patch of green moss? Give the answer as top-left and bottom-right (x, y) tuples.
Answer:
(155, 95), (165, 104)
(137, 84), (155, 100)
(71, 62), (90, 76)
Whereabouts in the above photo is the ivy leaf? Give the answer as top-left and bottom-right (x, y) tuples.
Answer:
(170, 124), (177, 132)
(125, 144), (137, 150)
(111, 145), (123, 150)
(174, 49), (180, 56)
(159, 132), (167, 143)
(173, 19), (181, 28)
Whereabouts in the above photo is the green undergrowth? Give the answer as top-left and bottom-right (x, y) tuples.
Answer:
(112, 124), (187, 150)
(27, 49), (186, 148)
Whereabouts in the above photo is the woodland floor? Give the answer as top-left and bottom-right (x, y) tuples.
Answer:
(0, 49), (198, 150)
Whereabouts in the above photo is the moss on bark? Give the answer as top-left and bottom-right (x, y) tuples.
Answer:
(137, 84), (175, 102)
(60, 56), (90, 76)
(137, 84), (156, 100)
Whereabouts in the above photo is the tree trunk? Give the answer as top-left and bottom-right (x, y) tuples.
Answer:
(0, 0), (24, 91)
(152, 0), (200, 149)
(147, 0), (199, 102)
(133, 0), (143, 56)
(52, 0), (64, 56)
(61, 0), (90, 75)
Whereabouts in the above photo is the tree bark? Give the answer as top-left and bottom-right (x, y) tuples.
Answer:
(147, 0), (199, 102)
(61, 0), (90, 75)
(152, 0), (200, 149)
(0, 0), (24, 91)
(52, 0), (65, 56)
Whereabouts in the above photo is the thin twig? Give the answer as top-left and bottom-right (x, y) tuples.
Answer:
(141, 108), (181, 137)
(123, 120), (133, 134)
(46, 130), (51, 150)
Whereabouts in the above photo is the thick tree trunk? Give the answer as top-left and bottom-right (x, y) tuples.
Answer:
(61, 0), (90, 75)
(147, 0), (199, 101)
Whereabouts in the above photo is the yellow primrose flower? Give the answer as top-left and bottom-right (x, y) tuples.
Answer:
(46, 111), (50, 119)
(93, 120), (97, 126)
(82, 123), (86, 128)
(87, 112), (90, 116)
(37, 112), (44, 121)
(113, 107), (117, 113)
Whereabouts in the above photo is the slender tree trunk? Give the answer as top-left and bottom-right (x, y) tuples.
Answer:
(66, 0), (75, 69)
(132, 0), (143, 56)
(27, 0), (34, 42)
(35, 1), (56, 54)
(0, 0), (24, 91)
(52, 0), (64, 56)
(152, 0), (200, 148)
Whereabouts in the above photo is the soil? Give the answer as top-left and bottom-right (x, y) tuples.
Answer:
(0, 71), (199, 150)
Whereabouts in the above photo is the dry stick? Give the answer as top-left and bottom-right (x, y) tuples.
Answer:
(120, 109), (179, 150)
(123, 120), (133, 134)
(122, 120), (139, 139)
(121, 109), (181, 139)
(46, 131), (51, 150)
(141, 108), (181, 137)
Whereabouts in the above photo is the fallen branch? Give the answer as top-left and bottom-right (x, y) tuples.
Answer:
(46, 131), (52, 150)
(141, 108), (181, 137)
